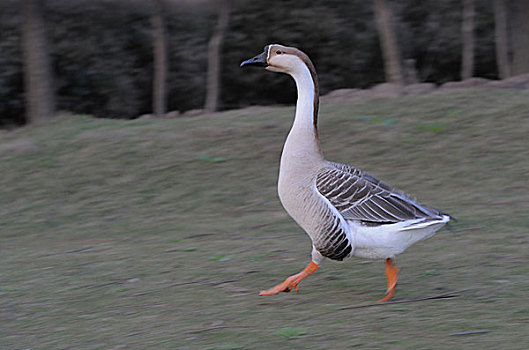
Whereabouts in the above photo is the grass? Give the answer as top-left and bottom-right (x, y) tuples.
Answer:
(1, 88), (529, 349)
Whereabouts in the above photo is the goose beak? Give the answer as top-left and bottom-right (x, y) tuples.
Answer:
(240, 51), (268, 67)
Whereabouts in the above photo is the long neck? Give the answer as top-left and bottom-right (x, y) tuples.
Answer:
(282, 62), (323, 164)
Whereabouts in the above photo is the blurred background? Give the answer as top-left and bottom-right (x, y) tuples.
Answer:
(2, 0), (528, 127)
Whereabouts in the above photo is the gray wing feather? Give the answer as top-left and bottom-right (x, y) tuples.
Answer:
(316, 162), (444, 224)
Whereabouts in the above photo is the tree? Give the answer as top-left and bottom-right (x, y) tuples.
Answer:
(22, 0), (55, 123)
(493, 0), (510, 78)
(205, 0), (230, 113)
(151, 0), (168, 117)
(461, 0), (474, 80)
(511, 0), (529, 75)
(373, 0), (403, 85)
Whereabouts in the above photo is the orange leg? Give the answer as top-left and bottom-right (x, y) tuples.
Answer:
(259, 261), (319, 296)
(378, 258), (400, 303)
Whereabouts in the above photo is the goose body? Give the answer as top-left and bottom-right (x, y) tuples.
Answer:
(241, 44), (451, 301)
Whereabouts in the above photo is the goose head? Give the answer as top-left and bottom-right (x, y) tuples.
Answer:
(240, 44), (316, 77)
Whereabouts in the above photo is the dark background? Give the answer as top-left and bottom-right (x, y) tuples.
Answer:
(0, 0), (498, 126)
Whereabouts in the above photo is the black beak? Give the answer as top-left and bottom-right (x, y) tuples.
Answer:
(240, 51), (268, 67)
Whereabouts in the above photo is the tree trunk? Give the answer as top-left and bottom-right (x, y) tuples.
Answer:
(205, 0), (230, 113)
(373, 0), (403, 85)
(152, 0), (168, 117)
(493, 0), (511, 78)
(22, 0), (55, 123)
(461, 0), (475, 80)
(511, 0), (529, 75)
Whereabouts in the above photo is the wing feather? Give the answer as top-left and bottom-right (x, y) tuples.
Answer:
(316, 162), (444, 224)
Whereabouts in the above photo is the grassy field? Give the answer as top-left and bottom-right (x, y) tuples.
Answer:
(1, 89), (529, 349)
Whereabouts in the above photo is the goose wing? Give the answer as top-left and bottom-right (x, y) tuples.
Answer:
(316, 162), (444, 224)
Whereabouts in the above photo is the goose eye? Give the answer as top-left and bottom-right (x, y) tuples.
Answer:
(276, 50), (282, 55)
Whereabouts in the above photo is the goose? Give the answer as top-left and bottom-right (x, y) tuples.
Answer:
(240, 44), (451, 302)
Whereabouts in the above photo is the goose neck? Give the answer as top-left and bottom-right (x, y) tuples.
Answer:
(283, 63), (322, 161)
(291, 64), (319, 131)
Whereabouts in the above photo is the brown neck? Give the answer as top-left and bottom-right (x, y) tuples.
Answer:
(299, 55), (319, 131)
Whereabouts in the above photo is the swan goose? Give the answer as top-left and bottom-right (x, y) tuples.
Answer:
(240, 44), (451, 302)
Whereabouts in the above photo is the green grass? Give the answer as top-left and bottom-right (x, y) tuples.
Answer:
(1, 89), (529, 349)
(275, 327), (308, 338)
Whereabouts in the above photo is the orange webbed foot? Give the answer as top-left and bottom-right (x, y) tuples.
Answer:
(259, 276), (298, 296)
(259, 261), (319, 296)
(378, 288), (396, 303)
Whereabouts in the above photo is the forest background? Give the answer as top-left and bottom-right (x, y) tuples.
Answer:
(2, 0), (527, 127)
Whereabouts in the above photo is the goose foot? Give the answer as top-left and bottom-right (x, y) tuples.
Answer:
(378, 258), (400, 302)
(259, 261), (319, 296)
